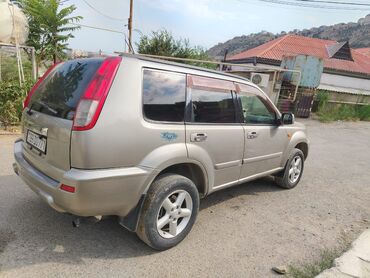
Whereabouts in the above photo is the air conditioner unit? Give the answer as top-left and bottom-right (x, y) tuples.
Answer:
(251, 73), (270, 88)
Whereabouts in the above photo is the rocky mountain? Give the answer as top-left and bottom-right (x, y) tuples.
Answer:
(207, 14), (370, 59)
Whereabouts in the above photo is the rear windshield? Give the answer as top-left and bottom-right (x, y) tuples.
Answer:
(28, 58), (103, 120)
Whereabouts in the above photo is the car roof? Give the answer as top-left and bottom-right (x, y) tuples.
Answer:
(116, 53), (280, 116)
(118, 53), (254, 84)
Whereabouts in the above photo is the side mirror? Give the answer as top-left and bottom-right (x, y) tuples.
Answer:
(281, 112), (295, 125)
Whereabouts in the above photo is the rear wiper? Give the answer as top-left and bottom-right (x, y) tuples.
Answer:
(26, 100), (58, 116)
(38, 100), (58, 115)
(26, 102), (35, 115)
(35, 100), (58, 115)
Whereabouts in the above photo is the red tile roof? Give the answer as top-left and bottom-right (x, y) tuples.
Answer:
(355, 47), (370, 58)
(227, 35), (370, 75)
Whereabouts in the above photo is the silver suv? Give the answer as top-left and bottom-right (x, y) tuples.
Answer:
(13, 54), (309, 250)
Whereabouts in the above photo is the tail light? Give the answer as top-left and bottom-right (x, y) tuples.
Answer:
(60, 184), (76, 193)
(72, 56), (122, 131)
(23, 63), (59, 109)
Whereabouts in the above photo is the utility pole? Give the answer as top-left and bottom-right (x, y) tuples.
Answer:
(128, 0), (133, 53)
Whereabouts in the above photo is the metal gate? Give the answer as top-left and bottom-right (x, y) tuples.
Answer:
(296, 91), (314, 118)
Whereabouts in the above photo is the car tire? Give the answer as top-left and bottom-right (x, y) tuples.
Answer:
(136, 174), (200, 250)
(275, 148), (305, 189)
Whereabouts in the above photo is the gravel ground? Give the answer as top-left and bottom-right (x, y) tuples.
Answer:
(0, 119), (369, 278)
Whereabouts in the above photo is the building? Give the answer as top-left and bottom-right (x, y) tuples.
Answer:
(226, 35), (370, 111)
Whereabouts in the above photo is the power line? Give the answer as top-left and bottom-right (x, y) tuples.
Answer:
(81, 0), (125, 22)
(292, 0), (370, 7)
(255, 0), (370, 10)
(69, 23), (125, 34)
(235, 0), (370, 13)
(69, 23), (132, 51)
(291, 0), (370, 7)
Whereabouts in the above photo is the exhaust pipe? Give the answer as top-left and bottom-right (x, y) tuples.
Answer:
(13, 163), (19, 176)
(72, 215), (102, 228)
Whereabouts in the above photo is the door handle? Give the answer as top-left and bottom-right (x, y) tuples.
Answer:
(191, 133), (208, 142)
(247, 131), (258, 139)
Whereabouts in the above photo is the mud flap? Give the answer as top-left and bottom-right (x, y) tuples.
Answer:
(118, 194), (146, 232)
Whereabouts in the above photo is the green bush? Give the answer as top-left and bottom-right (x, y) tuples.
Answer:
(137, 29), (216, 69)
(315, 89), (370, 122)
(0, 79), (33, 129)
(316, 90), (329, 110)
(317, 103), (370, 122)
(357, 105), (370, 121)
(0, 53), (33, 82)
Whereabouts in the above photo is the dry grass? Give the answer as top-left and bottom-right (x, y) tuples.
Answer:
(287, 235), (352, 278)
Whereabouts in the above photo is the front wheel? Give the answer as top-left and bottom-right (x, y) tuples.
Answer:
(136, 174), (199, 250)
(275, 148), (304, 189)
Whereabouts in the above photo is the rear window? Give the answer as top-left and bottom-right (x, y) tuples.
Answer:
(29, 59), (103, 120)
(143, 69), (186, 122)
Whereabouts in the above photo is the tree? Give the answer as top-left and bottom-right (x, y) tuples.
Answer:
(0, 79), (32, 129)
(22, 0), (82, 69)
(137, 30), (215, 69)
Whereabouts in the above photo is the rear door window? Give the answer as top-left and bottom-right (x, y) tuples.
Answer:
(143, 69), (186, 122)
(187, 75), (237, 124)
(29, 58), (103, 120)
(191, 90), (236, 123)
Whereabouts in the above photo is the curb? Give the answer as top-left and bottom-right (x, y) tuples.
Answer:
(316, 229), (370, 278)
(0, 133), (21, 135)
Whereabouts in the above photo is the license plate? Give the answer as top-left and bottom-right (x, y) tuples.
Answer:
(26, 130), (47, 154)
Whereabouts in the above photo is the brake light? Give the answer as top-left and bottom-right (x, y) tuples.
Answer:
(23, 63), (59, 109)
(72, 56), (122, 131)
(60, 184), (75, 193)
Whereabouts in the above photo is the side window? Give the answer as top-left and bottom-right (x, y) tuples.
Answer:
(239, 89), (276, 125)
(191, 89), (236, 123)
(143, 69), (186, 122)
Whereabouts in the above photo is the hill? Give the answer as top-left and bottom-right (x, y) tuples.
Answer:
(207, 14), (370, 59)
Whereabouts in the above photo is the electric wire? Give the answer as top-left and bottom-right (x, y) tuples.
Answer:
(81, 0), (125, 22)
(291, 0), (370, 6)
(69, 23), (125, 34)
(68, 23), (132, 51)
(253, 0), (370, 10)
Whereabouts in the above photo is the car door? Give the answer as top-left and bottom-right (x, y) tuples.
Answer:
(236, 83), (289, 180)
(185, 75), (244, 190)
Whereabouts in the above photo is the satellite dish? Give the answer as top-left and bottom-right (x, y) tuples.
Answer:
(0, 0), (29, 45)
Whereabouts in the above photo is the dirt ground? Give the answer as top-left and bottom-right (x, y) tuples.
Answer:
(0, 119), (369, 277)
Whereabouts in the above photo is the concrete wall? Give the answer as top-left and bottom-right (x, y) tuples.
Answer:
(319, 73), (370, 96)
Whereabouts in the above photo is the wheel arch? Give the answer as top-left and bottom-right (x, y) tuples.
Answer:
(282, 130), (309, 164)
(295, 142), (308, 160)
(119, 161), (208, 233)
(157, 162), (208, 198)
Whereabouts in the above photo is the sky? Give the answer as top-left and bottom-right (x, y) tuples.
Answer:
(66, 0), (370, 54)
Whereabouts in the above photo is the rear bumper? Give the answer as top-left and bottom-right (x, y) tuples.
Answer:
(13, 140), (155, 217)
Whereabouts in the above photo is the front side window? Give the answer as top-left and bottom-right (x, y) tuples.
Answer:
(239, 90), (276, 125)
(143, 69), (186, 122)
(191, 89), (236, 123)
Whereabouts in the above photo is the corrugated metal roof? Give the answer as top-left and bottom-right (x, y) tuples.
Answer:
(318, 84), (370, 96)
(227, 35), (370, 76)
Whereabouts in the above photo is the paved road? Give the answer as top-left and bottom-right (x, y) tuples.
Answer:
(0, 120), (369, 278)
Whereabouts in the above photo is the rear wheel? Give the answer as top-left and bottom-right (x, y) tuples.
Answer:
(136, 174), (199, 250)
(275, 148), (304, 189)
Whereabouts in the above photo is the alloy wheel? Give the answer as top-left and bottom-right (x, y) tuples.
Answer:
(156, 190), (193, 239)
